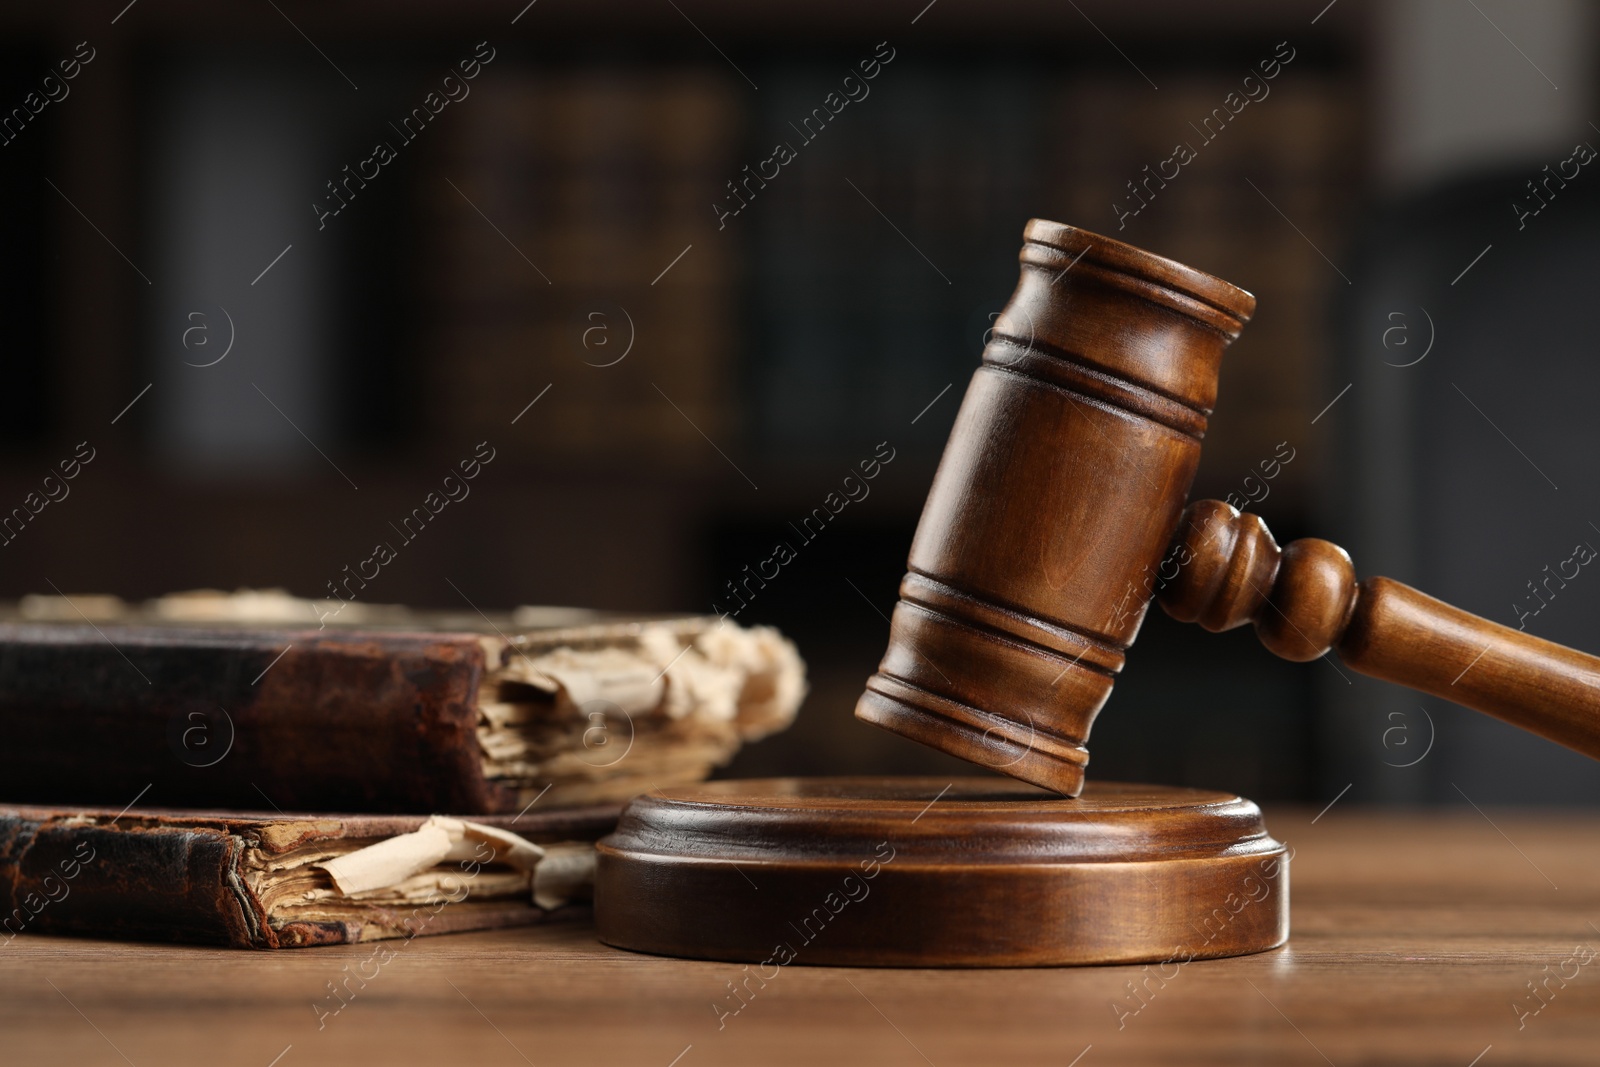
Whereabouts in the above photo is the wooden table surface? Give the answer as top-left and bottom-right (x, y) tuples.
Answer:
(4, 804), (1599, 1066)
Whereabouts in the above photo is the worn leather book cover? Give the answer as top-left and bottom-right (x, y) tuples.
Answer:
(0, 803), (617, 949)
(0, 590), (804, 814)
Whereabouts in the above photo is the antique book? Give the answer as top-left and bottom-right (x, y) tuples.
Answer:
(0, 802), (616, 950)
(0, 590), (804, 814)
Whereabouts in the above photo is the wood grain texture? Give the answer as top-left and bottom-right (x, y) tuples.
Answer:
(3, 806), (1597, 1065)
(855, 220), (1257, 797)
(594, 778), (1287, 966)
(1163, 499), (1600, 763)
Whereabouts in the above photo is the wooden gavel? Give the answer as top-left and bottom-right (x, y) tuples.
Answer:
(856, 219), (1600, 797)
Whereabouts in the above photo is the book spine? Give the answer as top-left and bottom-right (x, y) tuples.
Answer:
(0, 627), (506, 814)
(0, 814), (262, 948)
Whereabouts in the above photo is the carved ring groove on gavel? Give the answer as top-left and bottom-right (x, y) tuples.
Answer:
(855, 218), (1600, 797)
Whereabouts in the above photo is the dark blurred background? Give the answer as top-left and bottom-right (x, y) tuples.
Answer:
(3, 0), (1597, 804)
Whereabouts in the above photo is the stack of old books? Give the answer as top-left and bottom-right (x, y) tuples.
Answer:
(0, 590), (804, 948)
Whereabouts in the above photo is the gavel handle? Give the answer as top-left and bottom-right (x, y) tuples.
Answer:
(1159, 500), (1600, 761)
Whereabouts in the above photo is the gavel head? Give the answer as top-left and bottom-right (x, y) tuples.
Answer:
(854, 220), (1256, 796)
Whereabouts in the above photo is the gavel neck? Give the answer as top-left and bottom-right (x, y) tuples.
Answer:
(1156, 499), (1600, 764)
(1156, 499), (1354, 662)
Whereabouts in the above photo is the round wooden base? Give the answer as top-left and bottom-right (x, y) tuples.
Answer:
(595, 777), (1288, 968)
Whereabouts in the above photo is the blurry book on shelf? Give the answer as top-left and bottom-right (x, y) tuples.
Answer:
(0, 589), (804, 815)
(1044, 67), (1361, 502)
(418, 65), (742, 462)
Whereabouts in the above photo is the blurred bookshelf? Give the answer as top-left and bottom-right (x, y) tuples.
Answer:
(421, 66), (742, 459)
(0, 1), (1370, 798)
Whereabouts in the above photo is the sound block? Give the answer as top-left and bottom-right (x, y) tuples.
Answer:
(595, 777), (1288, 967)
